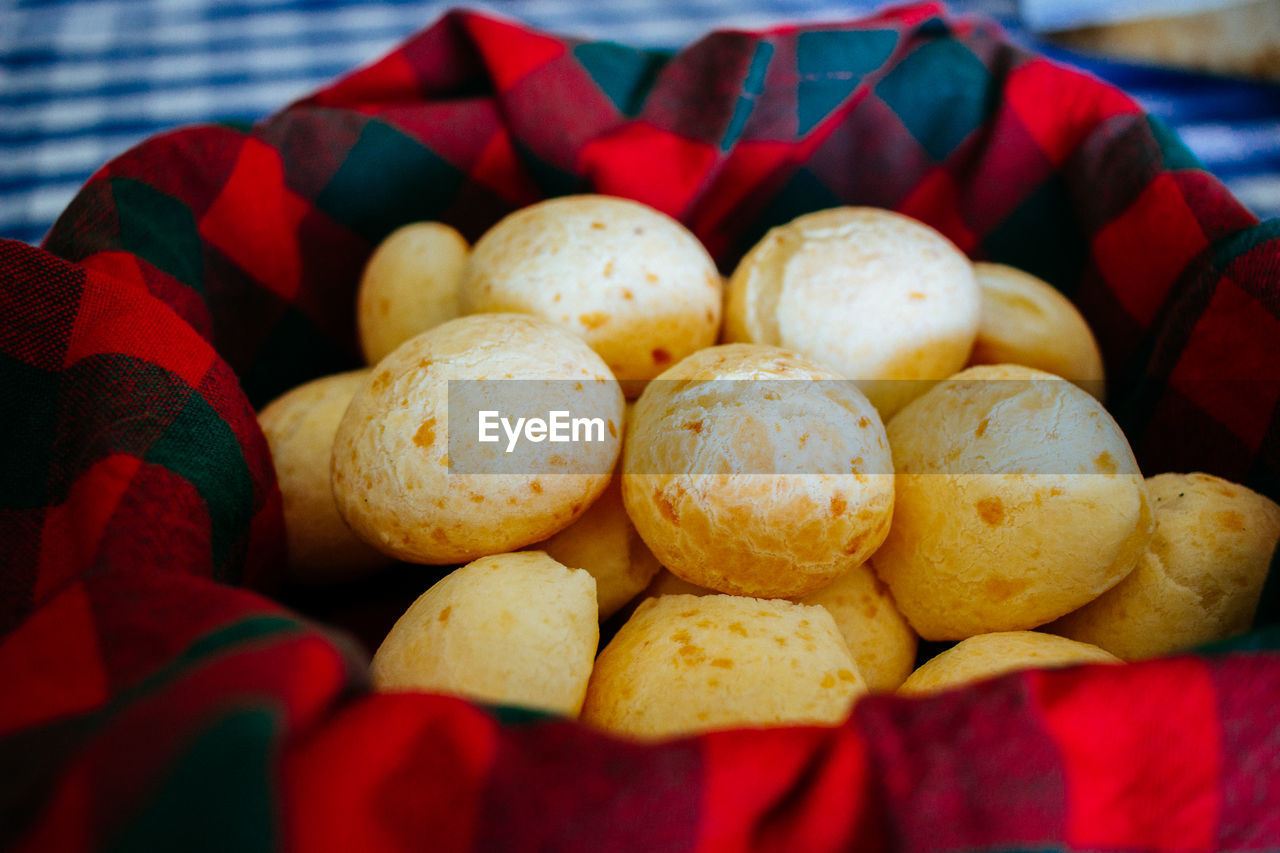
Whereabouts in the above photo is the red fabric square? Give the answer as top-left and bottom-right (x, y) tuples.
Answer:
(0, 583), (108, 736)
(1093, 173), (1210, 326)
(310, 50), (421, 109)
(1135, 383), (1258, 484)
(959, 101), (1056, 236)
(470, 127), (543, 207)
(1171, 276), (1280, 451)
(1209, 655), (1280, 849)
(898, 168), (979, 253)
(78, 251), (146, 295)
(10, 762), (94, 853)
(80, 250), (214, 342)
(1004, 58), (1142, 167)
(808, 94), (934, 209)
(697, 727), (873, 851)
(63, 274), (216, 388)
(286, 695), (497, 852)
(365, 101), (499, 173)
(578, 124), (720, 218)
(690, 139), (801, 258)
(1031, 660), (1221, 852)
(99, 126), (245, 221)
(199, 137), (309, 302)
(35, 454), (143, 601)
(462, 13), (566, 92)
(858, 680), (1068, 850)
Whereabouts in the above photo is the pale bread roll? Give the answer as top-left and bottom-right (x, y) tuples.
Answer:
(535, 474), (662, 620)
(875, 364), (1152, 640)
(1049, 472), (1280, 660)
(643, 569), (715, 599)
(801, 562), (918, 693)
(371, 551), (598, 716)
(642, 562), (918, 692)
(257, 369), (389, 582)
(968, 262), (1105, 400)
(332, 313), (623, 564)
(532, 403), (660, 619)
(461, 195), (722, 395)
(581, 594), (866, 739)
(358, 222), (468, 365)
(622, 344), (895, 598)
(898, 631), (1120, 696)
(723, 207), (979, 417)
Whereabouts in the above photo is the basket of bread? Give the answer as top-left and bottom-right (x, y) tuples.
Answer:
(4, 3), (1279, 849)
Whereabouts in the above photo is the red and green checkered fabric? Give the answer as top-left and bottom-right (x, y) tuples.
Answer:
(4, 4), (1280, 850)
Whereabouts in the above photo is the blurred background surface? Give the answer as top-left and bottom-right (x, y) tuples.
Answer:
(2, 0), (1278, 246)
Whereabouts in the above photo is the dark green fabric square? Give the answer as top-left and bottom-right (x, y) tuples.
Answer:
(110, 177), (205, 295)
(982, 176), (1087, 295)
(0, 355), (58, 509)
(723, 41), (774, 149)
(1148, 115), (1203, 173)
(240, 306), (354, 410)
(1252, 545), (1280, 632)
(145, 388), (253, 573)
(874, 38), (993, 161)
(795, 29), (897, 135)
(315, 120), (464, 244)
(734, 167), (843, 260)
(573, 42), (670, 117)
(107, 709), (276, 853)
(513, 139), (583, 199)
(1211, 219), (1280, 272)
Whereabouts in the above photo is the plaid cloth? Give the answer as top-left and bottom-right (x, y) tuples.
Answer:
(3, 0), (1279, 248)
(3, 4), (1280, 849)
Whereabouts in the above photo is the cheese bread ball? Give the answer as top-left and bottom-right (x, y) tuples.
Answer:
(581, 594), (866, 739)
(968, 262), (1105, 400)
(258, 369), (389, 583)
(801, 562), (918, 692)
(358, 222), (468, 365)
(332, 313), (623, 564)
(723, 207), (979, 417)
(874, 364), (1152, 640)
(532, 404), (660, 619)
(1050, 472), (1280, 660)
(535, 474), (663, 620)
(643, 569), (715, 599)
(622, 344), (895, 599)
(898, 631), (1120, 696)
(371, 551), (598, 716)
(461, 195), (722, 395)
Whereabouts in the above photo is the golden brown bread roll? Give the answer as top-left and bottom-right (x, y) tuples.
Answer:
(723, 206), (979, 417)
(968, 262), (1105, 400)
(898, 630), (1120, 696)
(332, 313), (623, 564)
(257, 369), (389, 582)
(358, 222), (468, 365)
(1049, 472), (1280, 659)
(532, 404), (660, 619)
(622, 343), (894, 598)
(534, 474), (663, 620)
(461, 194), (722, 395)
(642, 568), (715, 599)
(801, 562), (918, 693)
(581, 594), (865, 739)
(371, 551), (598, 716)
(874, 364), (1152, 640)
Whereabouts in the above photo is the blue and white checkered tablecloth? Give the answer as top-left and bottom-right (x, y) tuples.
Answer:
(3, 0), (1278, 247)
